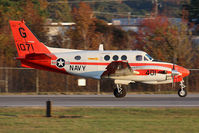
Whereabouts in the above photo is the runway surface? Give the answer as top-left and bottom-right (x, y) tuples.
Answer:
(0, 94), (199, 107)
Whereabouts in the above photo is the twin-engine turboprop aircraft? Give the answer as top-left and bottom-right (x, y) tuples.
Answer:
(9, 20), (190, 98)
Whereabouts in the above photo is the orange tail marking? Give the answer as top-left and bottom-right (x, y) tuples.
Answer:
(9, 20), (50, 57)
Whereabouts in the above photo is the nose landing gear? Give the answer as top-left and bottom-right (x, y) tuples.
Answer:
(113, 84), (127, 98)
(178, 80), (187, 97)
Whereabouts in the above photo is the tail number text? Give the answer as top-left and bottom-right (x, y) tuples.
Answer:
(17, 43), (34, 51)
(146, 70), (156, 76)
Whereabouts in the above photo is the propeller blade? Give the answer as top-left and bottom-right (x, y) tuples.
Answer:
(172, 64), (175, 70)
(172, 64), (175, 88)
(172, 72), (174, 88)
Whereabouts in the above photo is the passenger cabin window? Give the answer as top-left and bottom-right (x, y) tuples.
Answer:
(75, 55), (81, 60)
(113, 55), (119, 61)
(121, 55), (127, 60)
(104, 55), (110, 61)
(136, 55), (142, 61)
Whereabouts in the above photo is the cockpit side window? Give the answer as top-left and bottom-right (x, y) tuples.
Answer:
(136, 55), (142, 61)
(144, 56), (148, 61)
(145, 54), (153, 61)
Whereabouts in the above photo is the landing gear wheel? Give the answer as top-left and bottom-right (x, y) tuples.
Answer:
(177, 80), (187, 97)
(178, 89), (187, 97)
(113, 84), (127, 98)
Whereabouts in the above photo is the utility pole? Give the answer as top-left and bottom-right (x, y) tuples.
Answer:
(97, 80), (100, 95)
(152, 0), (158, 17)
(128, 12), (131, 25)
(36, 70), (39, 94)
(5, 68), (8, 93)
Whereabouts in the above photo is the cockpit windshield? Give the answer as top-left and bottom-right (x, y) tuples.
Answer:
(145, 54), (153, 61)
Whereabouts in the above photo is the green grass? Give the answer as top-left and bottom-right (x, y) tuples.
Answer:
(0, 107), (199, 133)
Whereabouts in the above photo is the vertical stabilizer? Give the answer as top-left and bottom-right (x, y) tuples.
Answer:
(9, 20), (50, 57)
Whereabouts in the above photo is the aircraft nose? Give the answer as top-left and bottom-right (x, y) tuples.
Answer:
(182, 67), (190, 77)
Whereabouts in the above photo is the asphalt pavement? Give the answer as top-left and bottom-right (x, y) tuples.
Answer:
(0, 94), (199, 107)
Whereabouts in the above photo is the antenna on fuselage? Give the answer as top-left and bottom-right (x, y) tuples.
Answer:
(99, 44), (104, 51)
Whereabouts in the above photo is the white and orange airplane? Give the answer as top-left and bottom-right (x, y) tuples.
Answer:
(9, 20), (190, 98)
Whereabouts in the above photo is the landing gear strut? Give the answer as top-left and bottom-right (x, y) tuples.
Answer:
(113, 84), (127, 98)
(178, 80), (187, 97)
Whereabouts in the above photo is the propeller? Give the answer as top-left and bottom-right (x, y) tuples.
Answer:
(171, 64), (181, 88)
(172, 64), (175, 88)
(172, 63), (175, 70)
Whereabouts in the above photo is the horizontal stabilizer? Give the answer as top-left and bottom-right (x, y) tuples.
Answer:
(16, 53), (52, 60)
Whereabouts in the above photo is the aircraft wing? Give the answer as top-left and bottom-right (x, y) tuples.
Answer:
(101, 61), (138, 78)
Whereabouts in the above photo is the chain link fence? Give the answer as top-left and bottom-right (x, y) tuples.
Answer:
(0, 67), (198, 93)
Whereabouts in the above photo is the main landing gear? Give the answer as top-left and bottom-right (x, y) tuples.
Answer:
(178, 80), (187, 97)
(112, 80), (187, 98)
(113, 84), (127, 98)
